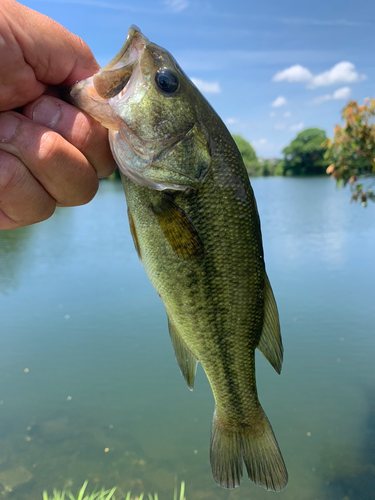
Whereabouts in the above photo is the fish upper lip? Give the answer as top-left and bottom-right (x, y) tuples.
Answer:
(102, 25), (148, 71)
(93, 26), (148, 100)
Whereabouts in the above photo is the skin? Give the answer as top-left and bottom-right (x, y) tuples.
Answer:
(0, 0), (117, 230)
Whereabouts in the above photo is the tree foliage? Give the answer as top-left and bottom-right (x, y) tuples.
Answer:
(279, 128), (329, 176)
(324, 99), (375, 206)
(232, 134), (281, 176)
(232, 134), (259, 175)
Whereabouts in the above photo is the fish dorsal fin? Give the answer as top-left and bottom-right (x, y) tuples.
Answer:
(127, 207), (142, 262)
(257, 273), (283, 374)
(151, 194), (204, 261)
(168, 316), (198, 391)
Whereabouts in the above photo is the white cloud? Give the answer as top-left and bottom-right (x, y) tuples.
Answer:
(225, 117), (239, 125)
(275, 123), (286, 130)
(269, 111), (276, 117)
(310, 62), (366, 88)
(290, 122), (304, 132)
(191, 78), (221, 94)
(255, 138), (267, 145)
(333, 86), (352, 99)
(273, 62), (366, 89)
(309, 86), (351, 105)
(283, 111), (291, 118)
(164, 0), (189, 12)
(273, 64), (313, 83)
(271, 96), (287, 107)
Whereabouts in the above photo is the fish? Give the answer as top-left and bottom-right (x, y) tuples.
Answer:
(68, 25), (288, 491)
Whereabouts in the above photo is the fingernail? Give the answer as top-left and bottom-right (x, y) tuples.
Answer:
(0, 114), (20, 143)
(32, 98), (61, 129)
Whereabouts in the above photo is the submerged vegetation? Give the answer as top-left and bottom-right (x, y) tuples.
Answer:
(42, 481), (187, 500)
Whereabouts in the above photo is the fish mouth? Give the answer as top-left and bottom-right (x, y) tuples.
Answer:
(93, 25), (148, 100)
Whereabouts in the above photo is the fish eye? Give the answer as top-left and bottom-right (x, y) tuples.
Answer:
(155, 68), (179, 95)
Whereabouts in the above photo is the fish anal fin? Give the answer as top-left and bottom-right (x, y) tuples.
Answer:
(168, 316), (198, 390)
(257, 273), (283, 374)
(127, 207), (142, 262)
(151, 194), (204, 262)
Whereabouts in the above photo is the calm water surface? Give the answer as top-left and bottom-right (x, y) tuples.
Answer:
(0, 177), (374, 500)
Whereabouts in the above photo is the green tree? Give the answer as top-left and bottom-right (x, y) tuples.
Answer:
(324, 99), (375, 206)
(281, 128), (329, 176)
(232, 134), (260, 175)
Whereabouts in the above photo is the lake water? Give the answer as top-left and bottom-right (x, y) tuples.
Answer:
(0, 177), (374, 500)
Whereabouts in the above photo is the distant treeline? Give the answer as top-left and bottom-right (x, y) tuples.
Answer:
(108, 128), (330, 181)
(232, 128), (330, 177)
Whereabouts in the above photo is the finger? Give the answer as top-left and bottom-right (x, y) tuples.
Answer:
(0, 112), (99, 207)
(1, 0), (99, 110)
(23, 96), (117, 179)
(0, 149), (55, 230)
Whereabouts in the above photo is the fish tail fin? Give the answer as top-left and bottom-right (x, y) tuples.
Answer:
(210, 405), (288, 491)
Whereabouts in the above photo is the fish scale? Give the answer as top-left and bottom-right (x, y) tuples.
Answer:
(68, 24), (288, 492)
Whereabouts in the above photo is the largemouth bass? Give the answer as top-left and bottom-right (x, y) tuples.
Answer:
(68, 26), (287, 491)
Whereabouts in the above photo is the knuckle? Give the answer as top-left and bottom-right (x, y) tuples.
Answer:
(34, 201), (55, 223)
(38, 131), (62, 164)
(77, 173), (98, 205)
(28, 187), (56, 223)
(73, 115), (98, 154)
(0, 150), (56, 226)
(0, 151), (25, 194)
(98, 161), (117, 179)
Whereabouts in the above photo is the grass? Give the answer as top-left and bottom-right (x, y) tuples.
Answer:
(42, 480), (186, 500)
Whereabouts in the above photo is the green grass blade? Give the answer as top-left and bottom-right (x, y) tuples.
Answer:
(179, 481), (185, 500)
(77, 481), (88, 500)
(104, 487), (116, 500)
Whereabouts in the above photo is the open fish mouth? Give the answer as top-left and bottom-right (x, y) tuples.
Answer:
(92, 25), (148, 101)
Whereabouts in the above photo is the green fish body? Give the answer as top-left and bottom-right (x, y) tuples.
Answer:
(68, 26), (287, 491)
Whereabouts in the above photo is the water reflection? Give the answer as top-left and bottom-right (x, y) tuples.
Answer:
(0, 226), (35, 294)
(322, 386), (375, 500)
(0, 178), (375, 499)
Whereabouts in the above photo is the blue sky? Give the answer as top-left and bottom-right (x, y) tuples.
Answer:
(22, 0), (374, 157)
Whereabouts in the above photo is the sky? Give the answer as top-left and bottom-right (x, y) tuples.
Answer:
(21, 0), (374, 157)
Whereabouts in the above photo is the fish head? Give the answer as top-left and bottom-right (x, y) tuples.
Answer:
(69, 25), (211, 191)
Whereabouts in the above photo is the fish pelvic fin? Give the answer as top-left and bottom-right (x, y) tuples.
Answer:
(168, 316), (198, 390)
(257, 273), (283, 374)
(210, 405), (288, 491)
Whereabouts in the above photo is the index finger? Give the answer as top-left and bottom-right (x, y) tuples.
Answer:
(1, 0), (99, 110)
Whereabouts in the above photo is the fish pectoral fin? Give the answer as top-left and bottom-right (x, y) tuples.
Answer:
(151, 194), (204, 261)
(257, 273), (283, 374)
(168, 316), (198, 391)
(127, 207), (142, 262)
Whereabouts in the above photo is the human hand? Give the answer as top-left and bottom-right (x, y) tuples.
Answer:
(0, 0), (117, 230)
